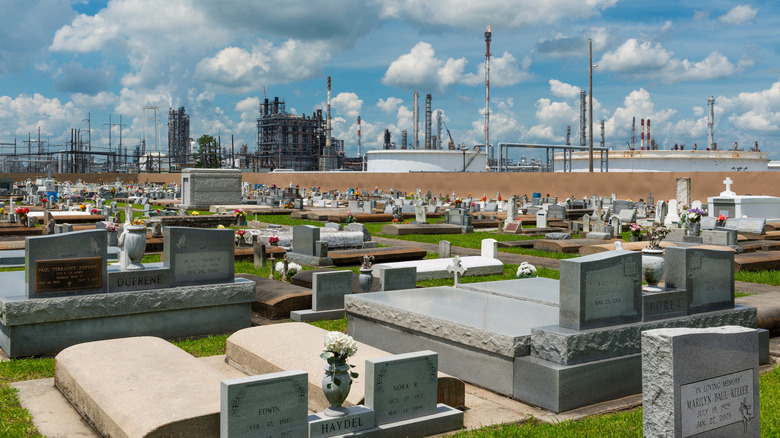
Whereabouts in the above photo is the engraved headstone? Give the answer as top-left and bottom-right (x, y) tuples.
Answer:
(25, 229), (108, 298)
(536, 210), (547, 228)
(414, 205), (426, 223)
(438, 240), (451, 258)
(163, 227), (235, 286)
(292, 225), (319, 256)
(582, 214), (590, 233)
(221, 370), (308, 438)
(379, 266), (417, 291)
(312, 270), (352, 311)
(664, 247), (734, 313)
(676, 177), (691, 209)
(559, 250), (642, 330)
(642, 326), (758, 438)
(365, 351), (439, 425)
(656, 200), (668, 224)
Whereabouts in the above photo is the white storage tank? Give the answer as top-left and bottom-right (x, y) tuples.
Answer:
(366, 149), (488, 172)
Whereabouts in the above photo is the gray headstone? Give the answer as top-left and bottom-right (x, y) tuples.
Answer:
(379, 266), (417, 291)
(545, 232), (571, 240)
(702, 229), (738, 246)
(585, 231), (611, 240)
(414, 205), (426, 223)
(324, 222), (342, 231)
(737, 218), (766, 235)
(664, 247), (734, 313)
(547, 205), (566, 220)
(581, 215), (590, 233)
(642, 326), (759, 438)
(162, 227), (235, 286)
(25, 229), (108, 298)
(312, 270), (352, 311)
(700, 216), (717, 230)
(365, 351), (439, 425)
(618, 208), (637, 223)
(438, 240), (451, 258)
(559, 250), (642, 330)
(676, 177), (691, 209)
(221, 370), (308, 438)
(655, 200), (667, 224)
(292, 225), (319, 256)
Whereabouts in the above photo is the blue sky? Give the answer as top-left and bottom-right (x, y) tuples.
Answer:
(2, 0), (780, 163)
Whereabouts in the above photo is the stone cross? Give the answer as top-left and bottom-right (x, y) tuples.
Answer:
(721, 177), (736, 196)
(268, 255), (276, 280)
(446, 255), (467, 287)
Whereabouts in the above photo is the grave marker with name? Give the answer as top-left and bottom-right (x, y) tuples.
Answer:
(559, 250), (642, 330)
(642, 326), (759, 438)
(365, 351), (439, 425)
(25, 229), (108, 298)
(312, 270), (352, 311)
(220, 370), (308, 438)
(664, 247), (734, 313)
(163, 227), (235, 286)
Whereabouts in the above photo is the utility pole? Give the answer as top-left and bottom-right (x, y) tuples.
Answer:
(588, 38), (594, 173)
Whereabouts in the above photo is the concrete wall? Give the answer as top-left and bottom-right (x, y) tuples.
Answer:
(4, 171), (778, 204)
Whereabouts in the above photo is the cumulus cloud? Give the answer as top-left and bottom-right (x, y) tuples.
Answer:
(604, 88), (677, 146)
(332, 92), (363, 119)
(598, 39), (740, 83)
(195, 39), (331, 93)
(549, 80), (581, 99)
(377, 97), (403, 113)
(722, 81), (780, 132)
(382, 42), (467, 92)
(383, 42), (530, 92)
(379, 0), (618, 30)
(720, 4), (758, 25)
(0, 93), (81, 141)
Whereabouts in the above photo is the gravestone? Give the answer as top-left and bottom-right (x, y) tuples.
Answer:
(438, 240), (451, 258)
(312, 270), (353, 311)
(505, 194), (518, 225)
(163, 227), (235, 286)
(292, 225), (319, 256)
(221, 370), (308, 438)
(664, 247), (734, 313)
(642, 326), (759, 438)
(547, 205), (566, 220)
(414, 205), (427, 223)
(656, 200), (668, 224)
(180, 168), (242, 210)
(636, 202), (647, 218)
(647, 192), (654, 206)
(536, 210), (547, 228)
(609, 216), (622, 235)
(379, 266), (417, 291)
(665, 200), (681, 226)
(504, 221), (522, 234)
(365, 351), (439, 425)
(481, 238), (498, 259)
(582, 215), (590, 233)
(676, 177), (691, 209)
(559, 250), (642, 330)
(618, 208), (637, 223)
(25, 229), (108, 298)
(700, 216), (717, 230)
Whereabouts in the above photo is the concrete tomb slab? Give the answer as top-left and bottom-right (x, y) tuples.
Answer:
(55, 336), (227, 438)
(225, 323), (465, 412)
(371, 256), (503, 281)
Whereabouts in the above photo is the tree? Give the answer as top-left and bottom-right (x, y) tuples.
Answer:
(194, 135), (222, 168)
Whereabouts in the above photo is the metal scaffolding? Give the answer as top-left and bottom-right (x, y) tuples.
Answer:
(168, 106), (190, 166)
(256, 97), (331, 171)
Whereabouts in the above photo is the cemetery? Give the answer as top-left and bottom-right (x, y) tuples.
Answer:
(1, 171), (780, 437)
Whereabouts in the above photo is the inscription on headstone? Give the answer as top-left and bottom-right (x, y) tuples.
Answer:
(163, 227), (235, 286)
(35, 257), (102, 293)
(365, 351), (439, 425)
(220, 370), (308, 438)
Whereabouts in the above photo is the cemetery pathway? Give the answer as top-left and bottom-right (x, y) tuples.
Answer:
(372, 237), (562, 270)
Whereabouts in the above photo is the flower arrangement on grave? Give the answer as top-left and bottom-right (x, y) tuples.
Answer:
(321, 331), (359, 415)
(284, 201), (293, 209)
(391, 218), (399, 223)
(453, 199), (462, 207)
(0, 207), (5, 216)
(268, 235), (280, 246)
(41, 198), (47, 205)
(498, 195), (502, 201)
(91, 208), (99, 214)
(80, 204), (87, 211)
(630, 223), (643, 239)
(717, 214), (727, 226)
(217, 224), (225, 229)
(481, 195), (487, 202)
(234, 208), (246, 218)
(131, 218), (146, 226)
(516, 262), (537, 278)
(15, 207), (29, 215)
(644, 223), (669, 250)
(405, 220), (410, 224)
(275, 261), (301, 280)
(681, 207), (704, 224)
(105, 223), (118, 233)
(191, 211), (200, 215)
(345, 211), (356, 224)
(361, 255), (374, 270)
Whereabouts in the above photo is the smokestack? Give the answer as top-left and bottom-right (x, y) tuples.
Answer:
(357, 115), (361, 159)
(707, 96), (715, 150)
(631, 117), (636, 149)
(401, 130), (407, 150)
(326, 77), (332, 149)
(425, 94), (432, 149)
(413, 91), (419, 149)
(485, 25), (492, 168)
(436, 110), (442, 149)
(647, 119), (651, 150)
(640, 119), (645, 150)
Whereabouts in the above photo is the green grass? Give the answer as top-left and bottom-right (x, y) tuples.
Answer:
(418, 264), (559, 287)
(499, 246), (581, 259)
(172, 334), (230, 357)
(449, 409), (643, 437)
(735, 270), (780, 286)
(378, 230), (540, 248)
(308, 316), (348, 333)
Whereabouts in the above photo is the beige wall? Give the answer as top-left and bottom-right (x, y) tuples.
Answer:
(5, 171), (778, 203)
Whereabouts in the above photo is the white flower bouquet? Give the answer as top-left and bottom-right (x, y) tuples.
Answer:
(516, 262), (537, 278)
(320, 331), (359, 386)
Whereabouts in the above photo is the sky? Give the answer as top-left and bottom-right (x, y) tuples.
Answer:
(2, 0), (780, 164)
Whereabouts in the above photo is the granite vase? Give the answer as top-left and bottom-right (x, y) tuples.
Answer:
(124, 225), (147, 270)
(358, 268), (373, 293)
(322, 361), (352, 417)
(641, 247), (665, 288)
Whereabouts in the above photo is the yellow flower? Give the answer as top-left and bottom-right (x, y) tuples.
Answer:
(192, 211), (200, 215)
(217, 224), (225, 229)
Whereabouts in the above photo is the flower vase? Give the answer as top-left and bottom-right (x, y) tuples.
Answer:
(322, 361), (352, 417)
(107, 232), (118, 247)
(687, 222), (701, 236)
(123, 225), (147, 270)
(641, 247), (665, 290)
(236, 217), (246, 226)
(629, 235), (639, 242)
(359, 268), (373, 293)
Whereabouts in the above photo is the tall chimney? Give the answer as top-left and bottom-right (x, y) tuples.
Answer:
(640, 118), (645, 150)
(424, 94), (432, 149)
(326, 76), (332, 149)
(413, 91), (419, 149)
